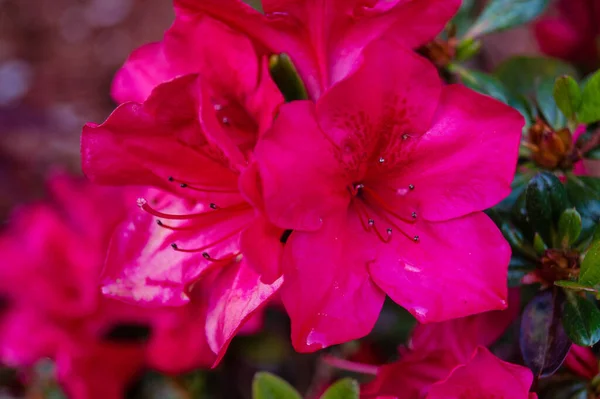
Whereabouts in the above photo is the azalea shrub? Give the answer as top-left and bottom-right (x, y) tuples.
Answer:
(3, 0), (600, 398)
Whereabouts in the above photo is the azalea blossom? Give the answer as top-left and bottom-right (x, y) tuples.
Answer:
(82, 10), (283, 336)
(252, 39), (524, 351)
(144, 0), (462, 99)
(362, 295), (536, 399)
(564, 344), (599, 382)
(534, 0), (600, 66)
(0, 175), (272, 397)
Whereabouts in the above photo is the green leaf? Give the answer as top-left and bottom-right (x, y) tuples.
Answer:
(269, 53), (308, 103)
(562, 290), (600, 346)
(319, 378), (359, 399)
(452, 66), (510, 103)
(580, 240), (600, 287)
(526, 172), (569, 244)
(565, 175), (600, 239)
(467, 0), (550, 38)
(555, 280), (599, 293)
(557, 208), (583, 248)
(578, 69), (600, 124)
(252, 372), (302, 399)
(455, 38), (482, 62)
(537, 77), (566, 129)
(495, 56), (578, 97)
(533, 232), (548, 255)
(553, 76), (582, 120)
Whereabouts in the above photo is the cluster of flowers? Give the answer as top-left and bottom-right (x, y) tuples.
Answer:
(5, 0), (578, 397)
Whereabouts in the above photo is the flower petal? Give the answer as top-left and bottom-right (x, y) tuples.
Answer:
(369, 213), (509, 323)
(281, 211), (386, 352)
(111, 42), (177, 104)
(426, 347), (534, 399)
(392, 84), (524, 222)
(205, 259), (282, 364)
(254, 101), (349, 231)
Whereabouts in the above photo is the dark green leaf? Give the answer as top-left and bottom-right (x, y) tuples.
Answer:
(580, 240), (600, 287)
(533, 232), (548, 255)
(566, 175), (600, 239)
(557, 208), (583, 248)
(554, 75), (582, 120)
(467, 0), (550, 38)
(526, 172), (569, 244)
(538, 379), (587, 399)
(319, 378), (359, 399)
(252, 372), (302, 399)
(562, 291), (600, 346)
(578, 69), (600, 124)
(269, 54), (308, 102)
(453, 66), (510, 103)
(536, 77), (566, 129)
(500, 221), (537, 259)
(495, 56), (578, 97)
(520, 289), (571, 377)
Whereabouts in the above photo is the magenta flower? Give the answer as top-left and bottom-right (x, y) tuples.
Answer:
(0, 175), (274, 397)
(82, 12), (283, 362)
(564, 344), (599, 381)
(163, 0), (460, 98)
(252, 39), (524, 351)
(534, 0), (600, 65)
(362, 296), (536, 398)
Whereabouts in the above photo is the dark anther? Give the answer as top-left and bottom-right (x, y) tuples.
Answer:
(412, 212), (417, 219)
(210, 203), (218, 209)
(156, 220), (163, 226)
(171, 243), (178, 249)
(387, 228), (392, 234)
(408, 184), (415, 190)
(368, 219), (375, 226)
(102, 323), (152, 343)
(202, 252), (211, 260)
(413, 235), (420, 242)
(280, 229), (293, 244)
(168, 176), (174, 182)
(180, 183), (188, 188)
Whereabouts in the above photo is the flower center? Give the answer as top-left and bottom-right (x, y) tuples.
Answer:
(348, 181), (419, 243)
(538, 248), (580, 284)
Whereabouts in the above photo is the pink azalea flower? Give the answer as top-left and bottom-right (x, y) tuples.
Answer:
(252, 38), (524, 351)
(82, 11), (283, 358)
(564, 344), (599, 381)
(0, 175), (273, 397)
(534, 0), (600, 65)
(362, 298), (536, 398)
(126, 0), (460, 99)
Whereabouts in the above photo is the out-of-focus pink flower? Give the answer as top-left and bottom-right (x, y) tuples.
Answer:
(252, 38), (524, 351)
(534, 0), (600, 65)
(565, 345), (599, 381)
(362, 298), (536, 399)
(0, 175), (273, 397)
(169, 0), (460, 98)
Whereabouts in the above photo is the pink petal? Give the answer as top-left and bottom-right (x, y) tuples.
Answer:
(565, 344), (599, 380)
(254, 101), (349, 231)
(394, 84), (524, 222)
(317, 41), (442, 153)
(426, 347), (534, 399)
(111, 42), (177, 104)
(240, 217), (285, 284)
(361, 349), (459, 398)
(82, 75), (240, 202)
(408, 289), (520, 364)
(102, 193), (254, 306)
(281, 211), (386, 352)
(369, 213), (509, 323)
(205, 259), (282, 364)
